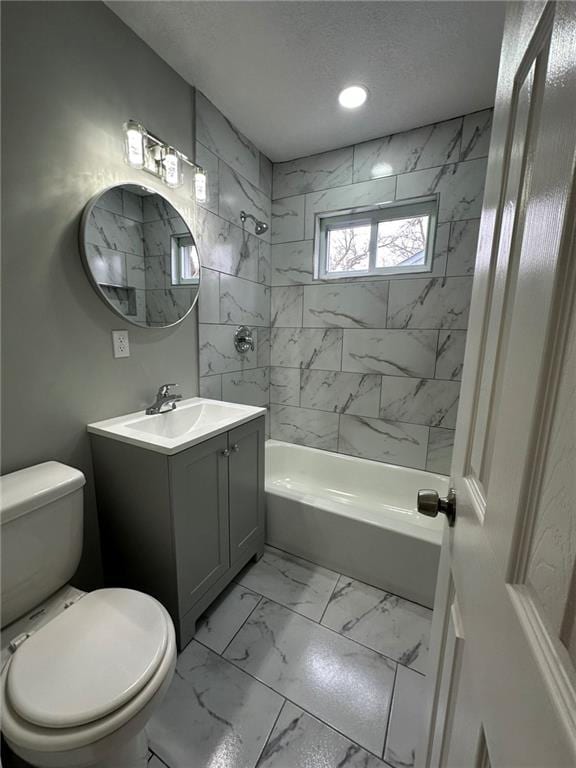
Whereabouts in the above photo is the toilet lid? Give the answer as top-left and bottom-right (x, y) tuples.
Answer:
(5, 589), (168, 729)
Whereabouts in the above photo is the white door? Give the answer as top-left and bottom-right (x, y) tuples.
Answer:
(421, 2), (576, 766)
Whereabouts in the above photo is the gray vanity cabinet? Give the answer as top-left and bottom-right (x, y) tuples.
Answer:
(228, 419), (265, 566)
(170, 432), (230, 617)
(90, 414), (265, 650)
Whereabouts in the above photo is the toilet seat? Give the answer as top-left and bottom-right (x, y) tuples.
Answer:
(6, 588), (168, 729)
(0, 589), (176, 757)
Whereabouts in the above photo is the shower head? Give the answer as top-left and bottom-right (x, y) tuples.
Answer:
(254, 220), (269, 235)
(240, 210), (268, 235)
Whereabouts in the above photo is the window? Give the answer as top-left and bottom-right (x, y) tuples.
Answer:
(171, 234), (200, 285)
(316, 197), (437, 280)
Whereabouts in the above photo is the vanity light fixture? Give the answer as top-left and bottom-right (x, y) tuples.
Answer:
(123, 120), (206, 201)
(338, 85), (368, 109)
(163, 147), (182, 188)
(123, 120), (146, 169)
(194, 169), (207, 203)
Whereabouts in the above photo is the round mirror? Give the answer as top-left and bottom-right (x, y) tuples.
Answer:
(80, 184), (200, 327)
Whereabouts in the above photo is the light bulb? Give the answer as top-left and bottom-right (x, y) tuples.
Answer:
(124, 120), (146, 169)
(194, 169), (207, 203)
(163, 147), (182, 188)
(338, 85), (368, 109)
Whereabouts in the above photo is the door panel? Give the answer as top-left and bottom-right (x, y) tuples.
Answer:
(481, 5), (575, 575)
(228, 416), (265, 565)
(425, 3), (576, 766)
(469, 51), (541, 489)
(170, 433), (230, 615)
(468, 18), (552, 497)
(525, 287), (576, 650)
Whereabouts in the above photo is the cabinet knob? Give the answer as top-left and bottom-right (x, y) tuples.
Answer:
(232, 444), (240, 452)
(221, 449), (230, 457)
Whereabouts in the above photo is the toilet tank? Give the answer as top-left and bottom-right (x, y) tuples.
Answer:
(0, 462), (86, 627)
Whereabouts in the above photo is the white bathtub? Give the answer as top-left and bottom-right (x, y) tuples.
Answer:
(265, 440), (448, 608)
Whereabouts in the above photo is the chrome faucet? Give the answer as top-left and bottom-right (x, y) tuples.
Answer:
(146, 384), (182, 415)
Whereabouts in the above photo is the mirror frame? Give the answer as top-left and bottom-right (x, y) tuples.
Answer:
(79, 183), (201, 328)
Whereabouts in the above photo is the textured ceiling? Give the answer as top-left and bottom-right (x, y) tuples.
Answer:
(107, 1), (505, 162)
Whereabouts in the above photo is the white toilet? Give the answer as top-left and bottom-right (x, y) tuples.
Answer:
(0, 462), (176, 768)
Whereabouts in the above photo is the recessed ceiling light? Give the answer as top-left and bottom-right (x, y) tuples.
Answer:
(338, 85), (368, 109)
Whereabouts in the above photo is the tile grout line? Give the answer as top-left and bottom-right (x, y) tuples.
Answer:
(251, 697), (289, 768)
(197, 628), (361, 757)
(271, 151), (489, 204)
(210, 643), (390, 764)
(263, 544), (433, 611)
(262, 362), (463, 385)
(218, 594), (265, 658)
(196, 139), (271, 200)
(270, 208), (481, 248)
(200, 546), (428, 675)
(200, 262), (268, 289)
(272, 109), (488, 187)
(271, 214), (480, 250)
(189, 553), (427, 761)
(148, 749), (171, 768)
(269, 323), (470, 332)
(445, 220), (453, 279)
(257, 544), (434, 644)
(224, 585), (423, 678)
(268, 394), (458, 429)
(318, 573), (342, 625)
(381, 662), (399, 763)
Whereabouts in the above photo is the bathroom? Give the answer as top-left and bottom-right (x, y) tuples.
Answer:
(1, 1), (575, 767)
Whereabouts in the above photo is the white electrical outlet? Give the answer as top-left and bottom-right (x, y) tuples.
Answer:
(112, 330), (130, 358)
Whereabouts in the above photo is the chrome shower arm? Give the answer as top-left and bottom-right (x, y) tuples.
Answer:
(240, 210), (268, 235)
(240, 210), (256, 225)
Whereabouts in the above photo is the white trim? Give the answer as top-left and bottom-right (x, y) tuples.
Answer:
(508, 585), (576, 753)
(171, 233), (200, 286)
(314, 195), (438, 280)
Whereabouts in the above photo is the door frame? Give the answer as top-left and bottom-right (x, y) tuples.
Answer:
(419, 2), (576, 764)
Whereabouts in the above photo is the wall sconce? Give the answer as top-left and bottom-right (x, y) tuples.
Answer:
(194, 169), (207, 203)
(123, 120), (206, 202)
(163, 147), (182, 188)
(123, 120), (146, 169)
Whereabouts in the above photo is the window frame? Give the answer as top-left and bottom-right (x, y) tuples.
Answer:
(170, 233), (200, 286)
(314, 195), (438, 281)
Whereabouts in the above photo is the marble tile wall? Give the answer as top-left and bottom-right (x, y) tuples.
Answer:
(88, 189), (197, 326)
(196, 92), (273, 412)
(87, 188), (147, 323)
(142, 199), (195, 326)
(269, 109), (492, 473)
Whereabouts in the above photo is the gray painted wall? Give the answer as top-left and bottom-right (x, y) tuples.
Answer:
(1, 1), (200, 588)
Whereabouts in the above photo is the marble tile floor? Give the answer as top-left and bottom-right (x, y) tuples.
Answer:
(147, 545), (432, 768)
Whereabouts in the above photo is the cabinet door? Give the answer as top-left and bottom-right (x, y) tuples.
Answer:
(169, 433), (230, 616)
(228, 416), (265, 565)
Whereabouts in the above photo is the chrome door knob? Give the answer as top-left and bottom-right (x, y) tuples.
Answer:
(417, 488), (456, 527)
(221, 449), (230, 457)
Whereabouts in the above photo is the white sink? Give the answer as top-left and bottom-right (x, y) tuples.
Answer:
(88, 398), (266, 454)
